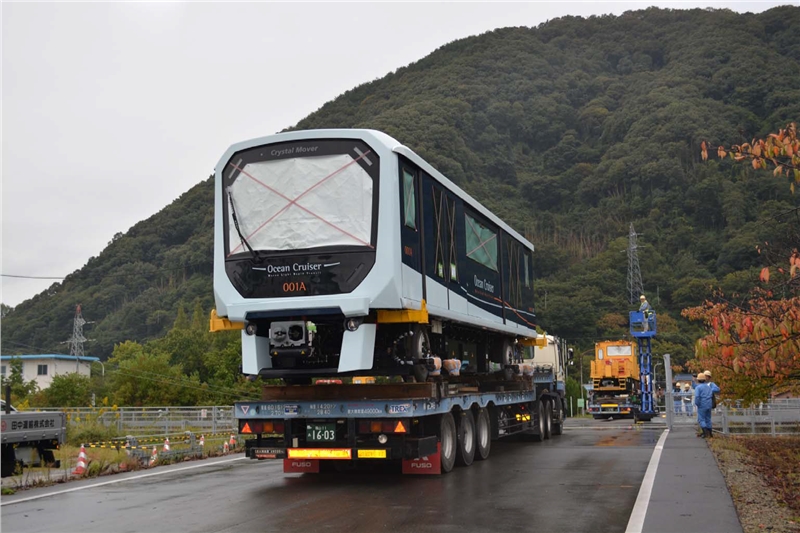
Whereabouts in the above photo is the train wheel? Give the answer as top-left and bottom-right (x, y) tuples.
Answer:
(455, 410), (476, 467)
(439, 413), (457, 473)
(475, 408), (491, 460)
(544, 402), (553, 440)
(490, 337), (514, 365)
(410, 325), (431, 382)
(410, 325), (431, 359)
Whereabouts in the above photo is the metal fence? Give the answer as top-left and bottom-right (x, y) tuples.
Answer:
(29, 406), (236, 436)
(716, 403), (800, 436)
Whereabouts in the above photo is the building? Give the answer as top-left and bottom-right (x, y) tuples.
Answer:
(0, 354), (100, 389)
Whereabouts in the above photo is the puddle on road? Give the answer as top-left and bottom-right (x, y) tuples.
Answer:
(594, 430), (661, 447)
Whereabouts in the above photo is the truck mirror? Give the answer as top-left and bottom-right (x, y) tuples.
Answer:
(568, 348), (574, 360)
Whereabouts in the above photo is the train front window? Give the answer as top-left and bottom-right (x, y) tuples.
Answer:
(223, 141), (378, 254)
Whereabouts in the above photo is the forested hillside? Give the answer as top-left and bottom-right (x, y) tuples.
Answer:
(3, 6), (798, 370)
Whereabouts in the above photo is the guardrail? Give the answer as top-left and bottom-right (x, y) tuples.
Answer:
(27, 406), (237, 435)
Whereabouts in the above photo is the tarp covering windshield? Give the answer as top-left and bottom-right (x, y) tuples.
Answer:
(227, 154), (373, 253)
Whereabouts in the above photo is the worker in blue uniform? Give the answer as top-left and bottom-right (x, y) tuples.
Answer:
(693, 372), (720, 438)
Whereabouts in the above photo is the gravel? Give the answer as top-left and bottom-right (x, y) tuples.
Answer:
(710, 437), (800, 533)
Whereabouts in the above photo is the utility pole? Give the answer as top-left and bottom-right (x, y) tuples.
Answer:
(627, 223), (644, 304)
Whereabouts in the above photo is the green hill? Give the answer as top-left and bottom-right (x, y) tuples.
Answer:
(3, 6), (798, 367)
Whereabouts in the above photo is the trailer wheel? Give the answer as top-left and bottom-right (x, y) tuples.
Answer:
(544, 401), (553, 440)
(455, 410), (476, 467)
(534, 401), (546, 442)
(475, 408), (491, 460)
(551, 398), (564, 436)
(439, 413), (457, 473)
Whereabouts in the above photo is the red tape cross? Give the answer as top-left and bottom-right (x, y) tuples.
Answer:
(227, 151), (374, 256)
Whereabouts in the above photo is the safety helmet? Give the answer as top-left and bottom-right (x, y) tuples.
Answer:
(684, 384), (690, 390)
(697, 373), (707, 381)
(640, 295), (646, 300)
(704, 370), (712, 378)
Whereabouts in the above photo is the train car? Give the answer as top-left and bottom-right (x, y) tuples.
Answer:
(211, 129), (539, 383)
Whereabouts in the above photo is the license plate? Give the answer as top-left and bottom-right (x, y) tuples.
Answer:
(306, 423), (336, 442)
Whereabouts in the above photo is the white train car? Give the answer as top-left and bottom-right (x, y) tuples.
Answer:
(212, 129), (539, 383)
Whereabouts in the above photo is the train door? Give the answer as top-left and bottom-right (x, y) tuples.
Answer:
(399, 164), (423, 305)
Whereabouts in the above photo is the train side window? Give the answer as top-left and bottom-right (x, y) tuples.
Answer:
(465, 213), (498, 271)
(402, 169), (416, 230)
(598, 349), (604, 360)
(524, 252), (531, 288)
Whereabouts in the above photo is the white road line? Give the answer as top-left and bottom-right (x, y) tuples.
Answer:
(625, 428), (669, 533)
(1, 456), (248, 506)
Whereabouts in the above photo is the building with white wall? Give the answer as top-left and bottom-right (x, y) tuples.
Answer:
(0, 354), (100, 389)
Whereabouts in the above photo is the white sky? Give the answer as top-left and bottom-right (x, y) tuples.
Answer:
(1, 1), (794, 307)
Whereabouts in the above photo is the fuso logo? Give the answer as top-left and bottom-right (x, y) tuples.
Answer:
(292, 461), (312, 468)
(411, 462), (433, 469)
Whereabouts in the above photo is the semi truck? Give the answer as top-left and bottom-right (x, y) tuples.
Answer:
(210, 129), (570, 472)
(1, 398), (66, 477)
(233, 334), (569, 474)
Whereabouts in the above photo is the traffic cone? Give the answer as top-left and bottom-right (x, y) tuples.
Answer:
(163, 437), (170, 452)
(72, 445), (88, 475)
(223, 441), (229, 453)
(199, 435), (205, 447)
(229, 434), (236, 449)
(149, 445), (158, 466)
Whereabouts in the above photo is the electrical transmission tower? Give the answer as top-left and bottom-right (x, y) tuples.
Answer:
(627, 223), (644, 305)
(67, 305), (88, 371)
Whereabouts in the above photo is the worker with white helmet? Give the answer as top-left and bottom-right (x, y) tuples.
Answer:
(682, 383), (694, 416)
(639, 295), (653, 331)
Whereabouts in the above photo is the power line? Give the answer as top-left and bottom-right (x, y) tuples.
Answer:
(2, 274), (66, 280)
(2, 261), (211, 282)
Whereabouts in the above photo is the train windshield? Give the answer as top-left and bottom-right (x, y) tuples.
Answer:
(223, 140), (378, 255)
(607, 345), (633, 356)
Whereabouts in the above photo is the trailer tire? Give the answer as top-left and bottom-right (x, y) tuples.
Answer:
(455, 410), (476, 467)
(544, 401), (553, 440)
(439, 413), (457, 473)
(475, 408), (491, 460)
(552, 398), (564, 436)
(534, 401), (546, 442)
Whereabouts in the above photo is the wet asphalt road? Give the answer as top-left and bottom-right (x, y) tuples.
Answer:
(1, 424), (663, 533)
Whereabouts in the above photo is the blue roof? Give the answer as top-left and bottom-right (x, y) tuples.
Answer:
(1, 354), (100, 362)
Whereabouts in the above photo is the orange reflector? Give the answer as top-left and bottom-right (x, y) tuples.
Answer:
(264, 421), (273, 433)
(287, 448), (352, 460)
(394, 420), (407, 433)
(241, 422), (253, 434)
(370, 421), (382, 433)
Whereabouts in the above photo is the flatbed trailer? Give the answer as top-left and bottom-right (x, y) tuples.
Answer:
(235, 377), (564, 474)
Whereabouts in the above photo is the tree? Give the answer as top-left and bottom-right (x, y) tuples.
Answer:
(39, 373), (93, 407)
(702, 122), (800, 193)
(688, 123), (800, 401)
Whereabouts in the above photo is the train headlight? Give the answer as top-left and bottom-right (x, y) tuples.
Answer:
(245, 323), (258, 336)
(345, 317), (363, 332)
(377, 434), (388, 444)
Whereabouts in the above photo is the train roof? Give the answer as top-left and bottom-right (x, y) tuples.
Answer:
(216, 129), (534, 252)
